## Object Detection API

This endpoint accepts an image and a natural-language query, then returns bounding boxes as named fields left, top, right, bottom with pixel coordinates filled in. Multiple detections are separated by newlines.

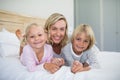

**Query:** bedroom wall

left=74, top=0, right=120, bottom=52
left=0, top=0, right=74, bottom=36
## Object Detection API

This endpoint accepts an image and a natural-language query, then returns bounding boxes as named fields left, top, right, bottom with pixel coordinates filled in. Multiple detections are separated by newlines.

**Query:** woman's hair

left=44, top=13, right=68, bottom=47
left=71, top=24, right=95, bottom=50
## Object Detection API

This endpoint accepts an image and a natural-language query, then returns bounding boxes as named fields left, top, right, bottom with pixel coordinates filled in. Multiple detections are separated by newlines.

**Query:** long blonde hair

left=44, top=13, right=68, bottom=47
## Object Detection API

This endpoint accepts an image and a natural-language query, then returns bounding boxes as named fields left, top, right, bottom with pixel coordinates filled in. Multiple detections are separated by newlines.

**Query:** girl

left=20, top=23, right=59, bottom=72
left=61, top=24, right=100, bottom=73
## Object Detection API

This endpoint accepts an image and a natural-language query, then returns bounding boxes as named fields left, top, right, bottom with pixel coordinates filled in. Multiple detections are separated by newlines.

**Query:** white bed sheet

left=0, top=51, right=120, bottom=80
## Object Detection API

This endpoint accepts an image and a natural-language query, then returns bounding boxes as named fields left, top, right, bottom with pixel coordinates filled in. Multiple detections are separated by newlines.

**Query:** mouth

left=53, top=36, right=61, bottom=41
left=34, top=41, right=42, bottom=44
left=76, top=45, right=84, bottom=49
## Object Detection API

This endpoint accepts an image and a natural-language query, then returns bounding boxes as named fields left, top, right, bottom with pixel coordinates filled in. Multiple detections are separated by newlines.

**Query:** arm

left=43, top=44, right=60, bottom=73
left=71, top=61, right=90, bottom=73
left=20, top=45, right=44, bottom=72
left=44, top=62, right=60, bottom=74
left=51, top=58, right=65, bottom=67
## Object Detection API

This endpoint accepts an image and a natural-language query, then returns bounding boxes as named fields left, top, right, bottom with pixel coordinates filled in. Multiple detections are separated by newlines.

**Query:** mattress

left=0, top=51, right=120, bottom=80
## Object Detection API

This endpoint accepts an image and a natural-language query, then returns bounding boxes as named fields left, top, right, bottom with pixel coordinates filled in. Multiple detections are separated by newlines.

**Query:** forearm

left=82, top=66, right=91, bottom=71
left=82, top=62, right=91, bottom=71
left=44, top=62, right=60, bottom=73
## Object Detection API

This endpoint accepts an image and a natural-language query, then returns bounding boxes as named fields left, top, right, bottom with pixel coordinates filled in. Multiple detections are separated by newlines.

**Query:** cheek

left=62, top=32, right=66, bottom=36
left=84, top=43, right=89, bottom=49
left=43, top=36, right=47, bottom=41
left=72, top=41, right=77, bottom=48
left=27, top=39, right=32, bottom=45
left=72, top=39, right=78, bottom=45
left=50, top=31, right=54, bottom=37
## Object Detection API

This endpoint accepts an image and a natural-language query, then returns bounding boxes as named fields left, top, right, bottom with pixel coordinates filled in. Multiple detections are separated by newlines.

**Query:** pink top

left=20, top=44, right=53, bottom=72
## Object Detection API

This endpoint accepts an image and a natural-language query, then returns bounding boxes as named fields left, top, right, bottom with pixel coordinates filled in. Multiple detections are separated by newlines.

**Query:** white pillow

left=0, top=28, right=20, bottom=57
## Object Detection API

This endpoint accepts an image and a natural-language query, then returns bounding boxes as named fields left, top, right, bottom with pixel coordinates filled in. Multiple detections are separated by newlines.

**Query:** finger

left=58, top=58, right=64, bottom=66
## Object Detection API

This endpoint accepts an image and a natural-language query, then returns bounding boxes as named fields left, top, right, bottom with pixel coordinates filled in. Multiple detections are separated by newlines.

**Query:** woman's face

left=49, top=20, right=66, bottom=44
left=72, top=32, right=90, bottom=55
left=27, top=26, right=47, bottom=50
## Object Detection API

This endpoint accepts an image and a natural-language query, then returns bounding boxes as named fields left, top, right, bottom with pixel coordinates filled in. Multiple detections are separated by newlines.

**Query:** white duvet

left=0, top=51, right=120, bottom=80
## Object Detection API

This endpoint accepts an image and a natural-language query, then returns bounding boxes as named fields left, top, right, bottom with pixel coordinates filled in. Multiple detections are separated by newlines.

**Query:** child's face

left=27, top=26, right=47, bottom=50
left=49, top=20, right=66, bottom=44
left=72, top=32, right=90, bottom=55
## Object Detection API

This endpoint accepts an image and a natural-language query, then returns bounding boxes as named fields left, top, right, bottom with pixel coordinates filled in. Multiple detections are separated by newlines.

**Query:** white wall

left=0, top=0, right=74, bottom=35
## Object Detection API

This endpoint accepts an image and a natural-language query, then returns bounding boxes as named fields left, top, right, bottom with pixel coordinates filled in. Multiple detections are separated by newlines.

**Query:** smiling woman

left=44, top=13, right=69, bottom=57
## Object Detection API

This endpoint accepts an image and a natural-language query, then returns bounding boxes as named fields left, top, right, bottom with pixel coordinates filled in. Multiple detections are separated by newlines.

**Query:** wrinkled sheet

left=0, top=51, right=120, bottom=80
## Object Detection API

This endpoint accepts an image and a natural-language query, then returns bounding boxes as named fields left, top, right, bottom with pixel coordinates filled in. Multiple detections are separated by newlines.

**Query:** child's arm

left=51, top=58, right=65, bottom=67
left=20, top=46, right=40, bottom=72
left=44, top=63, right=60, bottom=74
left=43, top=58, right=64, bottom=74
left=71, top=61, right=90, bottom=73
left=82, top=62, right=91, bottom=71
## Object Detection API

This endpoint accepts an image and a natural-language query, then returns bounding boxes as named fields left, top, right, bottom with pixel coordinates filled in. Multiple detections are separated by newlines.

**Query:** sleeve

left=46, top=46, right=53, bottom=63
left=20, top=46, right=46, bottom=72
left=86, top=46, right=100, bottom=69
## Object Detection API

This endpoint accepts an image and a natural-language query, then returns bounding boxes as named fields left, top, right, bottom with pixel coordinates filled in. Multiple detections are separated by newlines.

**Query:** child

left=20, top=23, right=59, bottom=72
left=61, top=24, right=100, bottom=73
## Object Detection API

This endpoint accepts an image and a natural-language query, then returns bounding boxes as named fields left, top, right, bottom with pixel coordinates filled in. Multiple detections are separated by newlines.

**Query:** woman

left=43, top=13, right=69, bottom=73
left=44, top=13, right=69, bottom=58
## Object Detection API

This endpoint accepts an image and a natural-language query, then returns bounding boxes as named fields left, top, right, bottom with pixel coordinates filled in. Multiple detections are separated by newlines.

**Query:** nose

left=56, top=30, right=61, bottom=36
left=79, top=41, right=84, bottom=46
left=34, top=36, right=39, bottom=40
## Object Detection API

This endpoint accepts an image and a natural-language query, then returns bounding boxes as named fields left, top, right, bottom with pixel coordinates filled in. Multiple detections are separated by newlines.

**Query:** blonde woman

left=44, top=13, right=68, bottom=58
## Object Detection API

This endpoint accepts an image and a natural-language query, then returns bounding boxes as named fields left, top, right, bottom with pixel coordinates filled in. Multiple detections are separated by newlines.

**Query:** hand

left=71, top=60, right=83, bottom=73
left=51, top=58, right=64, bottom=67
left=44, top=63, right=60, bottom=74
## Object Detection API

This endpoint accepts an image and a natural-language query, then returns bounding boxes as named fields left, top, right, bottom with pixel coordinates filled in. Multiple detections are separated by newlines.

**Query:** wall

left=0, top=0, right=74, bottom=35
left=74, top=0, right=101, bottom=49
left=74, top=0, right=120, bottom=52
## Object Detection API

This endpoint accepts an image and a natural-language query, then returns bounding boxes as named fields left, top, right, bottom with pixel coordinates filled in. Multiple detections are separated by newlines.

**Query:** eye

left=30, top=35, right=34, bottom=38
left=38, top=34, right=42, bottom=36
left=76, top=37, right=81, bottom=41
left=84, top=40, right=89, bottom=43
left=60, top=27, right=65, bottom=31
left=51, top=27, right=57, bottom=30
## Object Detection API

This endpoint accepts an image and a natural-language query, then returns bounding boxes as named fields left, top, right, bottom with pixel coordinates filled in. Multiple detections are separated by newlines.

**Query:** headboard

left=0, top=10, right=46, bottom=33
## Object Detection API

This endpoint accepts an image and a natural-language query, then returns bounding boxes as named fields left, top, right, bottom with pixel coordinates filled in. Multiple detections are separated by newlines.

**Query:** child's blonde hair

left=21, top=23, right=45, bottom=46
left=71, top=24, right=95, bottom=50
left=44, top=13, right=68, bottom=47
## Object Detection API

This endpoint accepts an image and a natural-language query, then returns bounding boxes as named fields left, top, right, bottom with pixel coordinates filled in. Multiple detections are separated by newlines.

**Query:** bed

left=0, top=10, right=120, bottom=80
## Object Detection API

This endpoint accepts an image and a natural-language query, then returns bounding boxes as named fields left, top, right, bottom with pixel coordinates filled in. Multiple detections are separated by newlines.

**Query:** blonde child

left=61, top=24, right=100, bottom=73
left=20, top=23, right=59, bottom=72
